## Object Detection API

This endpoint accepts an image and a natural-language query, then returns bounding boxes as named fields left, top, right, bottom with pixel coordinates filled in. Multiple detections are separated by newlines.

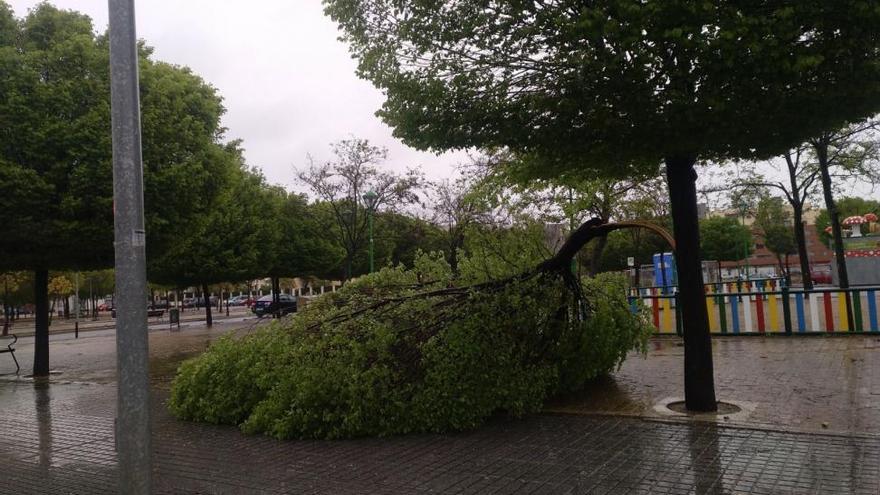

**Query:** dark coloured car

left=251, top=294, right=297, bottom=318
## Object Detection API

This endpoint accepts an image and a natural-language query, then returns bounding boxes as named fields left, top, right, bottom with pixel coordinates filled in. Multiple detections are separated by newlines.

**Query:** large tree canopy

left=0, top=2, right=228, bottom=272
left=0, top=2, right=229, bottom=374
left=326, top=0, right=880, bottom=411
left=326, top=0, right=880, bottom=170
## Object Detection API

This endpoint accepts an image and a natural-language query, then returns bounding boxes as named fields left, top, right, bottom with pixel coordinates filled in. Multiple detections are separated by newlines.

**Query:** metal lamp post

left=363, top=190, right=378, bottom=273
left=737, top=199, right=751, bottom=282
left=108, top=0, right=151, bottom=491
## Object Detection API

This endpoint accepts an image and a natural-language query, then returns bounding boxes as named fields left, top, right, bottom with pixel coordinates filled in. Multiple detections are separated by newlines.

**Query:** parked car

left=149, top=300, right=169, bottom=310
left=112, top=302, right=165, bottom=318
left=181, top=298, right=198, bottom=308
left=251, top=294, right=297, bottom=317
left=98, top=303, right=112, bottom=311
left=811, top=267, right=833, bottom=285
left=228, top=295, right=251, bottom=306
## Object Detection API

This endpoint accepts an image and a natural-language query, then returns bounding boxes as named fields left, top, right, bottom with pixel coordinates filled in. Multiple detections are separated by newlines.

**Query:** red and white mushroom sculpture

left=824, top=226, right=833, bottom=234
left=842, top=215, right=867, bottom=237
left=865, top=212, right=878, bottom=223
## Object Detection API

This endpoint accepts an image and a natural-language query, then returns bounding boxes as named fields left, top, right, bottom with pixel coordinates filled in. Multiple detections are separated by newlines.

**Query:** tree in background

left=264, top=193, right=343, bottom=312
left=298, top=138, right=422, bottom=280
left=0, top=272, right=25, bottom=335
left=722, top=147, right=821, bottom=288
left=0, top=3, right=233, bottom=373
left=326, top=0, right=880, bottom=410
left=429, top=175, right=489, bottom=273
left=754, top=197, right=797, bottom=283
left=150, top=149, right=279, bottom=327
left=595, top=176, right=672, bottom=281
left=809, top=121, right=880, bottom=291
left=467, top=154, right=664, bottom=275
left=47, top=275, right=73, bottom=320
left=699, top=217, right=753, bottom=264
left=816, top=197, right=880, bottom=244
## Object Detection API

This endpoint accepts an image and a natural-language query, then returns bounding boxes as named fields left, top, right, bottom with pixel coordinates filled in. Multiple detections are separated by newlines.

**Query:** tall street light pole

left=108, top=0, right=151, bottom=492
left=363, top=190, right=378, bottom=273
left=738, top=199, right=751, bottom=282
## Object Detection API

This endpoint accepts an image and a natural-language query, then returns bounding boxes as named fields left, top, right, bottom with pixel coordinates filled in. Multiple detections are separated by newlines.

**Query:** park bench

left=0, top=334, right=19, bottom=374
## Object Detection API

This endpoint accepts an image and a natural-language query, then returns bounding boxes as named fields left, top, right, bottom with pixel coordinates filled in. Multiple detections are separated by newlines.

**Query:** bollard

left=75, top=321, right=79, bottom=339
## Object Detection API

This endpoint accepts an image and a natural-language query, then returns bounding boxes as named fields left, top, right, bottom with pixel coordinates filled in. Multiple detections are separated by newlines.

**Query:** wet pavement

left=547, top=336, right=880, bottom=436
left=0, top=327, right=878, bottom=494
left=3, top=306, right=254, bottom=338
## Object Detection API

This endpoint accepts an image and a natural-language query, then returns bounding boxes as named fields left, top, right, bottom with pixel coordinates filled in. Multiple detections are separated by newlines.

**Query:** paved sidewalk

left=2, top=385, right=879, bottom=494
left=0, top=330, right=878, bottom=494
left=547, top=336, right=880, bottom=436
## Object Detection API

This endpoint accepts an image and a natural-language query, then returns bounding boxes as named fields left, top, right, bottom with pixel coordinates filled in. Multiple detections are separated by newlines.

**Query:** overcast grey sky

left=9, top=0, right=467, bottom=191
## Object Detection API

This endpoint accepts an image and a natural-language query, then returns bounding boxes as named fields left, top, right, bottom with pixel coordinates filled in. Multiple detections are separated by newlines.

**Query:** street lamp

left=363, top=190, right=379, bottom=273
left=737, top=199, right=751, bottom=282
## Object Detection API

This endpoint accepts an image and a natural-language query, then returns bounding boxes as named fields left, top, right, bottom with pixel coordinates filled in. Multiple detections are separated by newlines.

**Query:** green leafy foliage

left=754, top=197, right=796, bottom=261
left=699, top=217, right=752, bottom=262
left=170, top=251, right=651, bottom=439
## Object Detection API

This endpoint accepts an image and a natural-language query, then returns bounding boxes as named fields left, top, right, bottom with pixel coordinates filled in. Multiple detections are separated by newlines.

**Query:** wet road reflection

left=689, top=425, right=727, bottom=495
left=35, top=379, right=52, bottom=473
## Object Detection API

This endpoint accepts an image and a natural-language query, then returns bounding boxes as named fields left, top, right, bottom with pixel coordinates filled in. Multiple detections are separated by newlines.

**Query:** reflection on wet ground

left=4, top=384, right=879, bottom=494
left=1, top=329, right=879, bottom=493
left=548, top=336, right=880, bottom=436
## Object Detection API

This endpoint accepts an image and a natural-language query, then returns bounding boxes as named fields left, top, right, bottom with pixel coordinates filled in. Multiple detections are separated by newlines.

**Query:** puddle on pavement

left=545, top=374, right=652, bottom=415
left=150, top=349, right=205, bottom=388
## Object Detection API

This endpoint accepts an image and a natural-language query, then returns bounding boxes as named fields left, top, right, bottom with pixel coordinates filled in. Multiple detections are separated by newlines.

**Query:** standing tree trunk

left=815, top=141, right=849, bottom=289
left=792, top=206, right=813, bottom=290
left=272, top=277, right=281, bottom=318
left=34, top=269, right=50, bottom=377
left=784, top=153, right=813, bottom=290
left=814, top=139, right=854, bottom=330
left=3, top=279, right=9, bottom=336
left=665, top=156, right=717, bottom=412
left=202, top=283, right=212, bottom=328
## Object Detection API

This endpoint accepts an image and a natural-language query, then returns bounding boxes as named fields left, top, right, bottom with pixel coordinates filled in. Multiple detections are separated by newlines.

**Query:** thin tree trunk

left=34, top=269, right=50, bottom=377
left=814, top=139, right=854, bottom=330
left=665, top=156, right=717, bottom=412
left=202, top=283, right=212, bottom=327
left=3, top=280, right=9, bottom=336
left=272, top=277, right=281, bottom=318
left=792, top=206, right=813, bottom=290
left=815, top=143, right=849, bottom=288
left=784, top=152, right=813, bottom=290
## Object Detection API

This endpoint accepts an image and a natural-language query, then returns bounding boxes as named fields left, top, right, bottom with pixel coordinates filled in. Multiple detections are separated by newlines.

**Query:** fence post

left=782, top=287, right=792, bottom=335
left=853, top=290, right=863, bottom=332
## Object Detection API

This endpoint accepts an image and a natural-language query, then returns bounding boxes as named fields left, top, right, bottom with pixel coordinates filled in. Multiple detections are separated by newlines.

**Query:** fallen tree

left=170, top=219, right=658, bottom=439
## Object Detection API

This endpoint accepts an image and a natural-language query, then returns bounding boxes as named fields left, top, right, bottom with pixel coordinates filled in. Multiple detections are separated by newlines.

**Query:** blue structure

left=652, top=252, right=676, bottom=293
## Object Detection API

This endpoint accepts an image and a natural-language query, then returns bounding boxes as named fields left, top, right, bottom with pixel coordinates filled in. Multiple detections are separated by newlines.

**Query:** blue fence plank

left=795, top=292, right=806, bottom=333
left=868, top=290, right=878, bottom=333
left=730, top=295, right=740, bottom=334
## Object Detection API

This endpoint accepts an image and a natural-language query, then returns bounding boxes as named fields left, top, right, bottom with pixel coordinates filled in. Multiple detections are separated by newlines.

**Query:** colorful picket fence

left=629, top=284, right=880, bottom=335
